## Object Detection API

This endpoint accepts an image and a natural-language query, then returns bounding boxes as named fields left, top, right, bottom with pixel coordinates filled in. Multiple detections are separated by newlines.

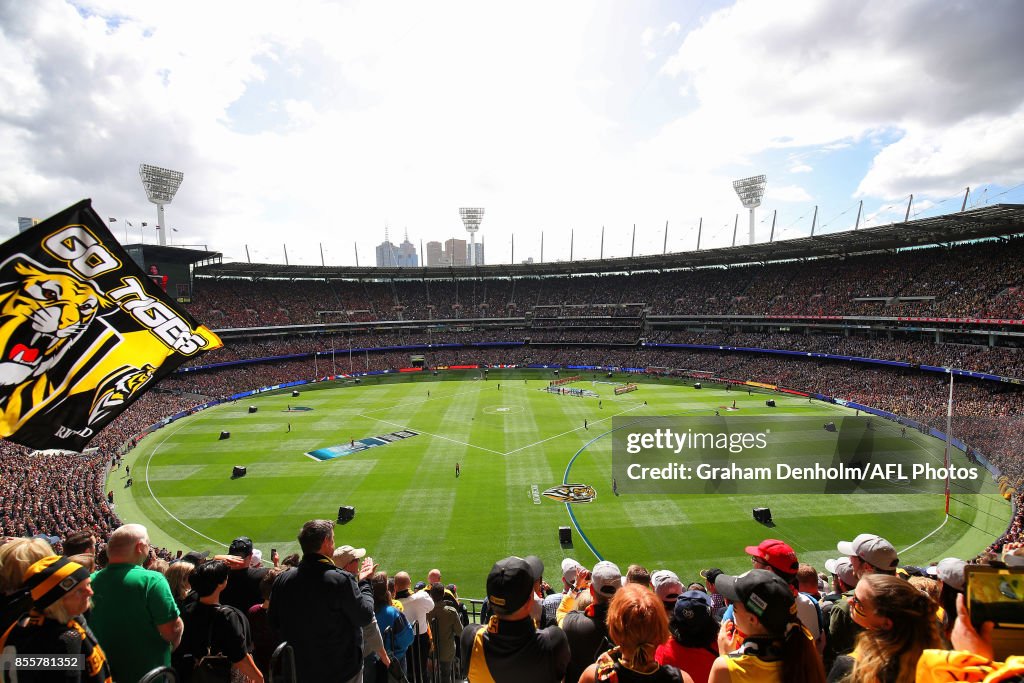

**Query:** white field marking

left=503, top=402, right=646, bottom=456
left=142, top=419, right=233, bottom=548
left=356, top=415, right=506, bottom=455
left=356, top=384, right=488, bottom=415
left=900, top=515, right=950, bottom=555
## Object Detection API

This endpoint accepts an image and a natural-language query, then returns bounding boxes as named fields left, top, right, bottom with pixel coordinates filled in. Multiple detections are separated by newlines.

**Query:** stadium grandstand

left=4, top=204, right=1024, bottom=682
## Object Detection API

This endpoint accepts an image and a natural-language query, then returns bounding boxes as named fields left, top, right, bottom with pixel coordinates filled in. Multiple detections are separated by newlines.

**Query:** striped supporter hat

left=22, top=556, right=90, bottom=610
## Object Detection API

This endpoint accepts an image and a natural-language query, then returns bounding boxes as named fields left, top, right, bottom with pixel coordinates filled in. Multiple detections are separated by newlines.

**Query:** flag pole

left=944, top=371, right=954, bottom=515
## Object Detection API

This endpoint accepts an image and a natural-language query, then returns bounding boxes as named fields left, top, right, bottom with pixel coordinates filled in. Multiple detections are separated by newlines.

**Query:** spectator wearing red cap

left=709, top=570, right=825, bottom=683
left=721, top=540, right=825, bottom=655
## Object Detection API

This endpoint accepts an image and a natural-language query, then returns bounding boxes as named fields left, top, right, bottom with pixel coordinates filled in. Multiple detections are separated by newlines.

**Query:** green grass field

left=114, top=371, right=1011, bottom=598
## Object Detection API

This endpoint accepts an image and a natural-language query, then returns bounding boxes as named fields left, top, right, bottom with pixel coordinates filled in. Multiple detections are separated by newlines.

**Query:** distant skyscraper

left=17, top=217, right=40, bottom=233
left=445, top=238, right=467, bottom=266
left=426, top=241, right=445, bottom=266
left=396, top=233, right=418, bottom=267
left=375, top=239, right=398, bottom=267
left=468, top=242, right=484, bottom=266
left=376, top=229, right=418, bottom=267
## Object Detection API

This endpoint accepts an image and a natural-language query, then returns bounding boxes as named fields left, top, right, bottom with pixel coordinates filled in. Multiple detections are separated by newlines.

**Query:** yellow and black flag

left=0, top=199, right=222, bottom=451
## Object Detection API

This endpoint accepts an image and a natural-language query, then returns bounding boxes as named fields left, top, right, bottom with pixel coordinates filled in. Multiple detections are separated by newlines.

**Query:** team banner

left=0, top=199, right=222, bottom=450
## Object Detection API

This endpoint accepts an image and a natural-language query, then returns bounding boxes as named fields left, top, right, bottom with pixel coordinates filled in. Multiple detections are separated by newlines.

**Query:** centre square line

left=356, top=415, right=505, bottom=455
left=357, top=383, right=647, bottom=456
left=502, top=402, right=646, bottom=455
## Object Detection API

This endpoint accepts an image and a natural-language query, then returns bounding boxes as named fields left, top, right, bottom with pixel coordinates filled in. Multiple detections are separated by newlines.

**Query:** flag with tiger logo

left=0, top=199, right=222, bottom=450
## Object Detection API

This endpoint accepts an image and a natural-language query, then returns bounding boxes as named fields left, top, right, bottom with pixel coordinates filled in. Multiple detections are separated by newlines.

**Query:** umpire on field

left=270, top=519, right=376, bottom=682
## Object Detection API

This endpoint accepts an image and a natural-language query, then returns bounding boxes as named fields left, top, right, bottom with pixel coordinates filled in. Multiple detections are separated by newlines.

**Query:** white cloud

left=789, top=164, right=813, bottom=174
left=766, top=185, right=812, bottom=203
left=656, top=0, right=1024, bottom=193
left=0, top=0, right=1021, bottom=266
left=857, top=107, right=1024, bottom=199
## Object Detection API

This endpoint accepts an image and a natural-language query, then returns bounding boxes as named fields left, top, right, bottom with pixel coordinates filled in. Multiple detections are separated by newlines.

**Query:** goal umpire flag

left=0, top=199, right=222, bottom=451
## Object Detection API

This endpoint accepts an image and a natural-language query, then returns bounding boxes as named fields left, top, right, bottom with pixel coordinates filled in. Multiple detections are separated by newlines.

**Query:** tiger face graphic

left=0, top=262, right=111, bottom=388
left=542, top=483, right=597, bottom=503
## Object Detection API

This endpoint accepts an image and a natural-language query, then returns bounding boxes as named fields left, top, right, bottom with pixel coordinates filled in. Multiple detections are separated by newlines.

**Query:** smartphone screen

left=967, top=567, right=1024, bottom=627
left=966, top=566, right=1024, bottom=661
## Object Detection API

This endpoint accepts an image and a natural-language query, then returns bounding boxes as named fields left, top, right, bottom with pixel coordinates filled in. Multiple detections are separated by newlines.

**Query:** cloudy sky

left=1, top=0, right=1022, bottom=266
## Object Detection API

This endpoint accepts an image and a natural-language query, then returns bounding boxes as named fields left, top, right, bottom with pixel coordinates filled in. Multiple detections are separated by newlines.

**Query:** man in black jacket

left=269, top=519, right=375, bottom=683
left=460, top=556, right=569, bottom=683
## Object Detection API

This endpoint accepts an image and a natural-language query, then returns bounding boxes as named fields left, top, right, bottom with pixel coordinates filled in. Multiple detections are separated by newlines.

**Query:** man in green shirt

left=90, top=524, right=184, bottom=683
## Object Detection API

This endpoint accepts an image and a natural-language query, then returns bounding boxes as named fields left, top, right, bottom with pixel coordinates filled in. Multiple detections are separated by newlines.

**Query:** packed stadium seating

left=4, top=230, right=1024, bottom=682
left=183, top=238, right=1024, bottom=324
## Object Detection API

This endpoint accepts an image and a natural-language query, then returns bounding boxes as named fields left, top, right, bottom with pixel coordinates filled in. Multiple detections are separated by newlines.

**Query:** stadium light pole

left=460, top=208, right=484, bottom=266
left=732, top=174, right=766, bottom=245
left=139, top=164, right=184, bottom=247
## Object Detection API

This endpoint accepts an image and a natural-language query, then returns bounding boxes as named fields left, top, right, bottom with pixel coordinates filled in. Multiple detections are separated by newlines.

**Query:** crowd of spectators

left=185, top=328, right=1024, bottom=378
left=184, top=238, right=1024, bottom=324
left=1, top=520, right=1016, bottom=683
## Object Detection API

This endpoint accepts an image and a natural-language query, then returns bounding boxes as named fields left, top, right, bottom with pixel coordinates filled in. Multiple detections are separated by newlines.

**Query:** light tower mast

left=732, top=175, right=767, bottom=245
left=460, top=207, right=485, bottom=266
left=139, top=164, right=184, bottom=246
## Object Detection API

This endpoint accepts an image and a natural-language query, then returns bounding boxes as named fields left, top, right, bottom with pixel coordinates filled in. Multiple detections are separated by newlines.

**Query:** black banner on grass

left=0, top=199, right=222, bottom=451
left=611, top=415, right=987, bottom=495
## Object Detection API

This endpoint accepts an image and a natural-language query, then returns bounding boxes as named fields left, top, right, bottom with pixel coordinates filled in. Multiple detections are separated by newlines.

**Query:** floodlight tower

left=460, top=207, right=485, bottom=266
left=139, top=164, right=184, bottom=246
left=732, top=174, right=767, bottom=245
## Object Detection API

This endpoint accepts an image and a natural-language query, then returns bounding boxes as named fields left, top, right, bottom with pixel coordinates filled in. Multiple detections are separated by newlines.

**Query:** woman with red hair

left=580, top=583, right=693, bottom=683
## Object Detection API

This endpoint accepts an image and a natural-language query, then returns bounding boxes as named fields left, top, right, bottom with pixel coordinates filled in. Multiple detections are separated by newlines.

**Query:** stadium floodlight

left=139, top=164, right=184, bottom=246
left=732, top=174, right=766, bottom=245
left=460, top=207, right=485, bottom=266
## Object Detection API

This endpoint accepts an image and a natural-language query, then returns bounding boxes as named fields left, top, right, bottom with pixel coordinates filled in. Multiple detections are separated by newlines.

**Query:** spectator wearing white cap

left=821, top=557, right=860, bottom=670
left=560, top=560, right=622, bottom=683
left=828, top=533, right=899, bottom=669
left=928, top=557, right=967, bottom=642
left=542, top=558, right=583, bottom=626
left=838, top=534, right=899, bottom=578
left=652, top=570, right=685, bottom=615
left=332, top=545, right=394, bottom=681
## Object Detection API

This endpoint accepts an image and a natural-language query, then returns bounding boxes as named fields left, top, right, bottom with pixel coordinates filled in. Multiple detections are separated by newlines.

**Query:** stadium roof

left=195, top=204, right=1024, bottom=280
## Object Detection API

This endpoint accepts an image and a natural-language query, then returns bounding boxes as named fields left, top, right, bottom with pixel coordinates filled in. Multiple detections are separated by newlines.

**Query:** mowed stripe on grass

left=120, top=373, right=1010, bottom=598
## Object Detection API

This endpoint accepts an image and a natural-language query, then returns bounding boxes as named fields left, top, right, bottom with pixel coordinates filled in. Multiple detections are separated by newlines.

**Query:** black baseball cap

left=715, top=569, right=796, bottom=632
left=487, top=557, right=535, bottom=616
left=182, top=550, right=210, bottom=566
left=229, top=537, right=254, bottom=558
left=700, top=567, right=724, bottom=583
